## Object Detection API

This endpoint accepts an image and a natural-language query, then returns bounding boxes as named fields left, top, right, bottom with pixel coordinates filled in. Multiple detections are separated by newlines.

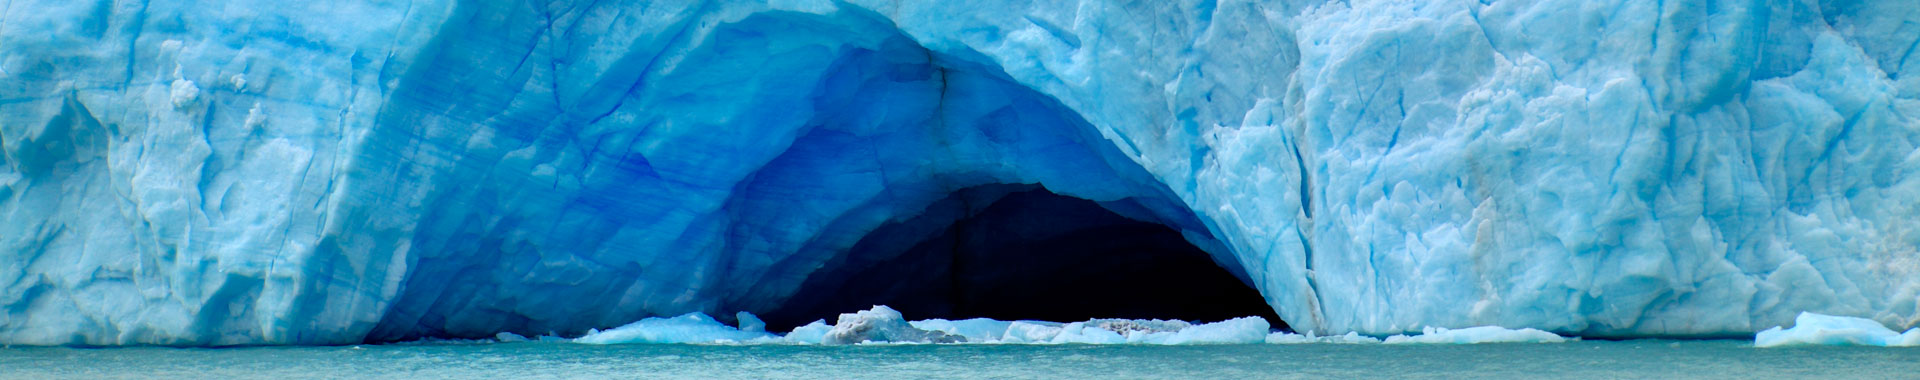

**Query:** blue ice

left=1754, top=312, right=1920, bottom=347
left=1, top=0, right=1917, bottom=346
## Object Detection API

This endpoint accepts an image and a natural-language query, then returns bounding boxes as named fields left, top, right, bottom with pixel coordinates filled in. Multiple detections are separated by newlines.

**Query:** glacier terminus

left=1, top=0, right=1917, bottom=345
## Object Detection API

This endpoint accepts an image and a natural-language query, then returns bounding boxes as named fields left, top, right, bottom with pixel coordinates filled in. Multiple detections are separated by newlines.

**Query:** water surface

left=3, top=340, right=1912, bottom=379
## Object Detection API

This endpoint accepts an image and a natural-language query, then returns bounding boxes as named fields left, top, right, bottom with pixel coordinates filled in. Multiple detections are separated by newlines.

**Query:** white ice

left=1754, top=312, right=1920, bottom=348
left=819, top=305, right=963, bottom=344
left=1261, top=326, right=1566, bottom=344
left=573, top=312, right=777, bottom=345
left=1382, top=326, right=1568, bottom=344
left=1264, top=331, right=1383, bottom=344
left=565, top=306, right=1564, bottom=346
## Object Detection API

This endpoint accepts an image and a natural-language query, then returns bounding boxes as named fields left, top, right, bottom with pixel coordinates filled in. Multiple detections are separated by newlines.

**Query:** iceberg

left=573, top=312, right=776, bottom=345
left=572, top=305, right=1276, bottom=345
left=2, top=0, right=1919, bottom=346
left=1754, top=312, right=1920, bottom=347
left=819, top=305, right=963, bottom=344
left=1382, top=326, right=1567, bottom=344
left=910, top=318, right=1018, bottom=342
left=965, top=316, right=1273, bottom=345
left=999, top=321, right=1070, bottom=344
left=513, top=305, right=1562, bottom=346
left=783, top=320, right=835, bottom=345
left=1261, top=325, right=1567, bottom=344
left=1264, top=331, right=1383, bottom=344
left=801, top=306, right=1269, bottom=345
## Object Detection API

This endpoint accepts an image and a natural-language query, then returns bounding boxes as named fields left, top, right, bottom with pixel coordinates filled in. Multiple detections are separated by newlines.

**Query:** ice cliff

left=2, top=0, right=1917, bottom=345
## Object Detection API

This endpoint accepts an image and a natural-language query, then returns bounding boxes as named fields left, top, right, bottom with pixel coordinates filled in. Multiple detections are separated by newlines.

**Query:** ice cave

left=757, top=184, right=1282, bottom=332
left=3, top=0, right=1918, bottom=346
left=358, top=14, right=1273, bottom=340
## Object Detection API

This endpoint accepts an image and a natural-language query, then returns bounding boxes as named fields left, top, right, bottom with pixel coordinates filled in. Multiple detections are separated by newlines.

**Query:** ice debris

left=1754, top=312, right=1920, bottom=348
left=1382, top=326, right=1568, bottom=344
left=567, top=306, right=1567, bottom=346
left=1264, top=331, right=1383, bottom=344
left=821, top=306, right=963, bottom=345
left=573, top=312, right=777, bottom=345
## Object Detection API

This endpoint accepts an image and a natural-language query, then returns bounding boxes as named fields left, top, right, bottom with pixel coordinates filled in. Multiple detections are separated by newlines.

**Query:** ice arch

left=353, top=7, right=1261, bottom=342
left=12, top=0, right=1920, bottom=347
left=756, top=184, right=1283, bottom=332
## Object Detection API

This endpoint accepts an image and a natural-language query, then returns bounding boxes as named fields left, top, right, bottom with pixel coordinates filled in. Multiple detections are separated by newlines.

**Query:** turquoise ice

left=1, top=0, right=1917, bottom=345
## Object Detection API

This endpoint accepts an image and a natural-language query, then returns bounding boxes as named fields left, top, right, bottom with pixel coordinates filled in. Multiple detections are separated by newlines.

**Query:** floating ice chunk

left=1142, top=317, right=1269, bottom=344
left=1382, top=326, right=1568, bottom=344
left=784, top=320, right=833, bottom=345
left=494, top=332, right=531, bottom=343
left=573, top=312, right=776, bottom=344
left=822, top=306, right=962, bottom=344
left=776, top=306, right=1273, bottom=345
left=910, top=318, right=1015, bottom=342
left=1049, top=319, right=1189, bottom=344
left=1088, top=319, right=1192, bottom=335
left=1194, top=318, right=1273, bottom=344
left=1755, top=312, right=1920, bottom=347
left=1330, top=332, right=1384, bottom=344
left=1268, top=326, right=1564, bottom=345
left=1265, top=331, right=1382, bottom=344
left=569, top=305, right=1571, bottom=346
left=1019, top=317, right=1270, bottom=345
left=1046, top=318, right=1189, bottom=344
left=736, top=312, right=767, bottom=333
left=1049, top=321, right=1129, bottom=344
left=999, top=321, right=1066, bottom=343
left=1262, top=332, right=1314, bottom=344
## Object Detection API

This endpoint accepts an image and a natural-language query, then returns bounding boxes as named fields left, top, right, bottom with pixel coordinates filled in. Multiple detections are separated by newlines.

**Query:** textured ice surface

left=573, top=305, right=1276, bottom=345
left=1265, top=331, right=1384, bottom=344
left=573, top=312, right=776, bottom=344
left=924, top=316, right=1272, bottom=345
left=1382, top=326, right=1567, bottom=344
left=820, top=305, right=962, bottom=344
left=910, top=318, right=1018, bottom=342
left=1261, top=325, right=1566, bottom=344
left=1754, top=312, right=1920, bottom=347
left=3, top=0, right=1919, bottom=345
left=562, top=305, right=1555, bottom=345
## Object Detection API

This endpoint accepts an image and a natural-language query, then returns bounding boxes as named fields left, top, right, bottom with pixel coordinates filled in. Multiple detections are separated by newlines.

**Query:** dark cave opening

left=756, top=184, right=1284, bottom=332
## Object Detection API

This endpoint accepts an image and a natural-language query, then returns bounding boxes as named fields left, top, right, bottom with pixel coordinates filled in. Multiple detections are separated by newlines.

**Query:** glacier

left=2, top=0, right=1919, bottom=346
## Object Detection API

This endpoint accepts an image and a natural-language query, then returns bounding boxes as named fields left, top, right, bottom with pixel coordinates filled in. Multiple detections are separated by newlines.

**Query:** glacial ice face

left=2, top=0, right=1918, bottom=345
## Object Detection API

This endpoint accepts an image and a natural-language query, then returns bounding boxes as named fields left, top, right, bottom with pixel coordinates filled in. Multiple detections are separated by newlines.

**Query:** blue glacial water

left=3, top=340, right=1915, bottom=379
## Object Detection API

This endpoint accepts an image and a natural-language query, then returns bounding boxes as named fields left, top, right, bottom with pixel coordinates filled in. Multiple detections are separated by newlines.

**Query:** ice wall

left=1, top=0, right=1916, bottom=345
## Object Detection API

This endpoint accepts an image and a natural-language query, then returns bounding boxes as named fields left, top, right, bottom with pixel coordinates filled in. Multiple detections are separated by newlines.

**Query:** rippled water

left=3, top=340, right=1914, bottom=379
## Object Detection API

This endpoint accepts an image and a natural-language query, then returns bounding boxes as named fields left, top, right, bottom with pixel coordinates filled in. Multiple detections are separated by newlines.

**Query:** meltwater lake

left=5, top=341, right=1915, bottom=379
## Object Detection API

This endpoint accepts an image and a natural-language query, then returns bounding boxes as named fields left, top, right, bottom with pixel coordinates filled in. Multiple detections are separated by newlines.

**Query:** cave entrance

left=756, top=184, right=1283, bottom=332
